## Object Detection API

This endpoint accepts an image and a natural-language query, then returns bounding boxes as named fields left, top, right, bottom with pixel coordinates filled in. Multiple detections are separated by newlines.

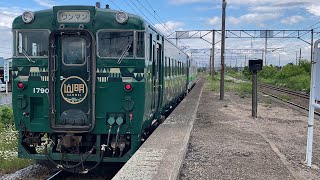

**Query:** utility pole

left=211, top=30, right=215, bottom=80
left=296, top=51, right=298, bottom=65
left=299, top=48, right=302, bottom=64
left=235, top=58, right=238, bottom=69
left=245, top=55, right=247, bottom=66
left=264, top=31, right=268, bottom=66
left=220, top=0, right=227, bottom=100
left=311, top=29, right=314, bottom=62
left=278, top=54, right=280, bottom=67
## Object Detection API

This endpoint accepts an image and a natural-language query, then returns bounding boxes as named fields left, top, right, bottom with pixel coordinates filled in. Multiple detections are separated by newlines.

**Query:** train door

left=156, top=43, right=163, bottom=112
left=151, top=41, right=158, bottom=111
left=48, top=30, right=95, bottom=132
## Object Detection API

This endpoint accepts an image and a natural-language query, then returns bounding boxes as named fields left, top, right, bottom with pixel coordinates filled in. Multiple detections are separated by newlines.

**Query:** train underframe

left=18, top=91, right=187, bottom=173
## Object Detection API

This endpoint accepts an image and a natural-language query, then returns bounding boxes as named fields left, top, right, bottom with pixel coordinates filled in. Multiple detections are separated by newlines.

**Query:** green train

left=12, top=5, right=197, bottom=173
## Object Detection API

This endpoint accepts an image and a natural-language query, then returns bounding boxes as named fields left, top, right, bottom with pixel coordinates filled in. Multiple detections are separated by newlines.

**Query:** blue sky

left=1, top=0, right=320, bottom=66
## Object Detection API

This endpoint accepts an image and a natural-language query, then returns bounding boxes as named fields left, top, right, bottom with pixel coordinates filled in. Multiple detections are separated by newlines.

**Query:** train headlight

left=116, top=11, right=128, bottom=24
left=22, top=11, right=35, bottom=24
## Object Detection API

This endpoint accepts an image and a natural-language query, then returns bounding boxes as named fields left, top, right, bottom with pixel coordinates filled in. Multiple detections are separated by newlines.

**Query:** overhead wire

left=112, top=0, right=189, bottom=50
left=136, top=0, right=190, bottom=49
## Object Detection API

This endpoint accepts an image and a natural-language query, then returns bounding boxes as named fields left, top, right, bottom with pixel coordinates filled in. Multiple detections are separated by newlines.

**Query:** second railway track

left=259, top=83, right=320, bottom=116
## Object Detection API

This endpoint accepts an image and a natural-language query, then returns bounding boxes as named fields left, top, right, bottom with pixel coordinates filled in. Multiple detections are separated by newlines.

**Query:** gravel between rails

left=1, top=164, right=52, bottom=180
left=179, top=82, right=319, bottom=180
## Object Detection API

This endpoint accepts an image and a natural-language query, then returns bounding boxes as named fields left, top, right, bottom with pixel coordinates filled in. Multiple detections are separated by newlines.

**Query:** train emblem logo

left=60, top=76, right=88, bottom=104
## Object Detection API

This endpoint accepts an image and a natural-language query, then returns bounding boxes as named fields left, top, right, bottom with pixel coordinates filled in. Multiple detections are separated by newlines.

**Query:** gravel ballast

left=179, top=82, right=319, bottom=180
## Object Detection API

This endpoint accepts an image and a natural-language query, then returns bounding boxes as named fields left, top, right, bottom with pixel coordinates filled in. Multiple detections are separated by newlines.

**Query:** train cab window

left=62, top=36, right=87, bottom=65
left=136, top=32, right=145, bottom=58
left=98, top=31, right=134, bottom=58
left=15, top=30, right=49, bottom=57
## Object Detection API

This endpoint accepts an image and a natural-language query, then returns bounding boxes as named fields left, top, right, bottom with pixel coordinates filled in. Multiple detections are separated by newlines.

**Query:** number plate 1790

left=33, top=88, right=49, bottom=94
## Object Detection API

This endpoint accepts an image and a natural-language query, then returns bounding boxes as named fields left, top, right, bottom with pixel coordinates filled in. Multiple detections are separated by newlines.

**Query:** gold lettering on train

left=63, top=84, right=85, bottom=94
left=60, top=76, right=88, bottom=104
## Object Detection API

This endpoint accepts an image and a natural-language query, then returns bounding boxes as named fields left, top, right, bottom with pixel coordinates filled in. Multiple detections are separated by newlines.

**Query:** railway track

left=44, top=163, right=123, bottom=180
left=259, top=84, right=320, bottom=116
left=46, top=170, right=64, bottom=180
left=259, top=84, right=309, bottom=99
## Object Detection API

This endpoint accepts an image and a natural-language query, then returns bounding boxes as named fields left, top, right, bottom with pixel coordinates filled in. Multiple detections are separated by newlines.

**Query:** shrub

left=0, top=106, right=14, bottom=128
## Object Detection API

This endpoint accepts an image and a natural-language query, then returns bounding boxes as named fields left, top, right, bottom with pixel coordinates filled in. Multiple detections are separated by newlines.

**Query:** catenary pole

left=220, top=0, right=226, bottom=100
left=211, top=30, right=215, bottom=80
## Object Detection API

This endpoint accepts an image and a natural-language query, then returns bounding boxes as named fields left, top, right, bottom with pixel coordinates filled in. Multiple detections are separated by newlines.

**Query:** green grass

left=207, top=74, right=252, bottom=97
left=0, top=107, right=34, bottom=174
left=0, top=126, right=34, bottom=173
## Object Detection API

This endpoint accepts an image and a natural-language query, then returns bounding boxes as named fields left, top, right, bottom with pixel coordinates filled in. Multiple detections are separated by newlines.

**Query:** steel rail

left=259, top=84, right=309, bottom=99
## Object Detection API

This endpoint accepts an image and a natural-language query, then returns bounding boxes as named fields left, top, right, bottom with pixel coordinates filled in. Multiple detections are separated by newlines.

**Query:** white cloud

left=33, top=0, right=56, bottom=8
left=207, top=13, right=280, bottom=27
left=0, top=7, right=26, bottom=58
left=248, top=6, right=286, bottom=13
left=281, top=15, right=304, bottom=25
left=169, top=0, right=213, bottom=5
left=0, top=7, right=24, bottom=28
left=208, top=17, right=220, bottom=27
left=155, top=21, right=184, bottom=36
left=306, top=5, right=320, bottom=16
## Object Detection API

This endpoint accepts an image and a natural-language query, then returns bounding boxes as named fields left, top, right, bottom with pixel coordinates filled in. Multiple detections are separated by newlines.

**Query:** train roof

left=12, top=6, right=146, bottom=30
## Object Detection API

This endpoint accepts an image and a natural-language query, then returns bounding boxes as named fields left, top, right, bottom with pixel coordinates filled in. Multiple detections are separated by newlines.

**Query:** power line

left=122, top=0, right=139, bottom=15
left=135, top=0, right=189, bottom=49
left=267, top=22, right=320, bottom=48
left=110, top=0, right=189, bottom=50
left=109, top=0, right=122, bottom=11
left=136, top=0, right=172, bottom=35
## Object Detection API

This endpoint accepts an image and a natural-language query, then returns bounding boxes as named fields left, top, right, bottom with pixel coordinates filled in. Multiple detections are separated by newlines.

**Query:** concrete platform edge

left=112, top=79, right=204, bottom=180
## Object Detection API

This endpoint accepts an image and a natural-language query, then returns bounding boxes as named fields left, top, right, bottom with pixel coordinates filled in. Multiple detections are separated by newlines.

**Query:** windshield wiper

left=117, top=43, right=132, bottom=64
left=18, top=46, right=35, bottom=63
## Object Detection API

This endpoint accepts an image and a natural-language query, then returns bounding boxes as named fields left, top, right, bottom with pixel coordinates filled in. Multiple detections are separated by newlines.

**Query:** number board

left=4, top=61, right=9, bottom=82
left=57, top=10, right=90, bottom=23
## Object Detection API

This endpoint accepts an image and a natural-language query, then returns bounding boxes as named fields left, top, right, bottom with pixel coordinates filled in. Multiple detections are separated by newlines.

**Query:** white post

left=306, top=40, right=319, bottom=167
left=5, top=81, right=8, bottom=95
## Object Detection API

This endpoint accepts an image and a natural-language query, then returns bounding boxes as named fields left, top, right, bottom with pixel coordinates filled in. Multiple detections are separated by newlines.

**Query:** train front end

left=12, top=6, right=148, bottom=172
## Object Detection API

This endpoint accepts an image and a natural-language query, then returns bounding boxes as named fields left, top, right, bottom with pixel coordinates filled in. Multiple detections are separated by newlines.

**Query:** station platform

left=179, top=82, right=319, bottom=180
left=114, top=78, right=320, bottom=180
left=112, top=79, right=204, bottom=180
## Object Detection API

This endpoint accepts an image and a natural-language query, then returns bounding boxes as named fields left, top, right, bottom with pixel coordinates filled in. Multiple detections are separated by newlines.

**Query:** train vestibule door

left=48, top=30, right=95, bottom=132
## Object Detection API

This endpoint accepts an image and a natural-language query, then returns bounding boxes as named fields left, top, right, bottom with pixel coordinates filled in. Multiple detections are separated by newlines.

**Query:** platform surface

left=113, top=79, right=204, bottom=180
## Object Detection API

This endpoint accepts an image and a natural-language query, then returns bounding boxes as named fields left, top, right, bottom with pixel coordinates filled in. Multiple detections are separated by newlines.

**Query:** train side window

left=177, top=60, right=179, bottom=75
left=173, top=59, right=177, bottom=76
left=153, top=44, right=156, bottom=62
left=136, top=32, right=145, bottom=58
left=165, top=57, right=167, bottom=77
left=97, top=31, right=133, bottom=58
left=169, top=58, right=171, bottom=77
left=182, top=63, right=184, bottom=75
left=175, top=60, right=177, bottom=76
left=149, top=34, right=152, bottom=61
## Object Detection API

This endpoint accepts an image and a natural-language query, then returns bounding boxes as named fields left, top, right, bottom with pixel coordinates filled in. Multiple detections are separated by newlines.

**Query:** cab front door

left=48, top=30, right=96, bottom=132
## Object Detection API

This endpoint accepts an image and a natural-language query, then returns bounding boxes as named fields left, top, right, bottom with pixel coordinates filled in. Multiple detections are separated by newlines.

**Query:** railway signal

left=249, top=59, right=263, bottom=118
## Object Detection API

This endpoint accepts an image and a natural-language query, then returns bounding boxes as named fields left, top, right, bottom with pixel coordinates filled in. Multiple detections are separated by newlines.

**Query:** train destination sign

left=57, top=10, right=90, bottom=23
